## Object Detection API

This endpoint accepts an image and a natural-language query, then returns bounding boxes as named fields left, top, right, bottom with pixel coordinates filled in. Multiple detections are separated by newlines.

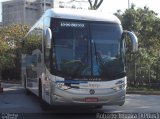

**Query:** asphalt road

left=0, top=83, right=160, bottom=119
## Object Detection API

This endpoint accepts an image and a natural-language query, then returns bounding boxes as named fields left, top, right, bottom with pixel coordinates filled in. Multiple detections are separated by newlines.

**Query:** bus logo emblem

left=89, top=89, right=95, bottom=95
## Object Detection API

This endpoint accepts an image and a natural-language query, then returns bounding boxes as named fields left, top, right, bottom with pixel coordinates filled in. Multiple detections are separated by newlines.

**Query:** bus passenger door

left=26, top=54, right=39, bottom=95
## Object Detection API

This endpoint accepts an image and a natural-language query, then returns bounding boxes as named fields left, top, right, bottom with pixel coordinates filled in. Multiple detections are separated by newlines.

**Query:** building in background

left=2, top=0, right=55, bottom=26
left=2, top=0, right=88, bottom=26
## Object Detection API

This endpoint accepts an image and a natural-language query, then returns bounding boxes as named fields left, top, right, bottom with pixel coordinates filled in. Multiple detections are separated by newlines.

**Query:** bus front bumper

left=50, top=88, right=126, bottom=106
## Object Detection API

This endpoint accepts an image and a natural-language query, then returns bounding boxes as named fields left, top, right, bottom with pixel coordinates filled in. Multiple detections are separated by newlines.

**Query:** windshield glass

left=50, top=18, right=125, bottom=80
left=90, top=23, right=124, bottom=78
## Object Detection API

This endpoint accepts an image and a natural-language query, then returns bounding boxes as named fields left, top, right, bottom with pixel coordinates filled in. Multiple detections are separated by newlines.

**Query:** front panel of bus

left=45, top=18, right=126, bottom=106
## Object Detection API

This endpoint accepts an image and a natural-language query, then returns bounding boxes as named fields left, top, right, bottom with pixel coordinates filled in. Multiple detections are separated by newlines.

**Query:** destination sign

left=61, top=22, right=85, bottom=28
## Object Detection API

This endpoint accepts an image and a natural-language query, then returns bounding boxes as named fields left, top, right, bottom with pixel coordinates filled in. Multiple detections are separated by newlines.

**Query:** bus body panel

left=50, top=79, right=126, bottom=106
left=22, top=8, right=130, bottom=107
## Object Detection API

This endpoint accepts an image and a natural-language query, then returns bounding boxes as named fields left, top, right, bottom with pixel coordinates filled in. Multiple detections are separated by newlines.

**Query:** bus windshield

left=51, top=18, right=125, bottom=80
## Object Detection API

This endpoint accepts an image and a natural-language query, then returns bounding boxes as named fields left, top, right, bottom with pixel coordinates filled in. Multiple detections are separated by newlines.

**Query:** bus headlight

left=56, top=83, right=70, bottom=90
left=112, top=84, right=125, bottom=90
left=112, top=80, right=126, bottom=90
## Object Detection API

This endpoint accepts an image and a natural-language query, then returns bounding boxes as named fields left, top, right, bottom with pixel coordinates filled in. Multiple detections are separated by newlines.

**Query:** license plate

left=85, top=97, right=98, bottom=102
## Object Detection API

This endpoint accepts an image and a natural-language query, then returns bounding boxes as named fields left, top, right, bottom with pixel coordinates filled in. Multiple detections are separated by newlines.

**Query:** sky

left=0, top=0, right=160, bottom=22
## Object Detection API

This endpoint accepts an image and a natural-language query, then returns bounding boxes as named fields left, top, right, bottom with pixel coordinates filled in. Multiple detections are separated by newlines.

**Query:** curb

left=0, top=80, right=21, bottom=84
left=127, top=90, right=160, bottom=95
left=1, top=82, right=22, bottom=88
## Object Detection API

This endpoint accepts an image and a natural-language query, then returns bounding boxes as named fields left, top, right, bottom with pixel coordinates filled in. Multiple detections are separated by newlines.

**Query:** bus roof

left=25, top=8, right=121, bottom=38
left=43, top=8, right=121, bottom=24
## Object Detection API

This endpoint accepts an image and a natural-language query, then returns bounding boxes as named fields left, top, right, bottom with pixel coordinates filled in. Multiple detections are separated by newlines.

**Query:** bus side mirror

left=123, top=30, right=138, bottom=52
left=44, top=28, right=52, bottom=49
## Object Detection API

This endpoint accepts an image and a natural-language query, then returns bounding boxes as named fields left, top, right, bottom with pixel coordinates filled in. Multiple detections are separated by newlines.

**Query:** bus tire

left=95, top=105, right=103, bottom=109
left=24, top=75, right=31, bottom=95
left=39, top=79, right=50, bottom=110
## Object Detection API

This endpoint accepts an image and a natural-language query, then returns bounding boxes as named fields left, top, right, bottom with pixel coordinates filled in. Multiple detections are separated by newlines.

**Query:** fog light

left=55, top=82, right=70, bottom=90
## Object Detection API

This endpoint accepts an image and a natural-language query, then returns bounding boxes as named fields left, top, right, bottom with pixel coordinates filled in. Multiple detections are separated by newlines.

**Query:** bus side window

left=32, top=54, right=37, bottom=67
left=38, top=54, right=41, bottom=63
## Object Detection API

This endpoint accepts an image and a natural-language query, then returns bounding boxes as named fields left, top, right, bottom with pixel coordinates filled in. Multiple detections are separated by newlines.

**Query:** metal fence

left=126, top=63, right=160, bottom=89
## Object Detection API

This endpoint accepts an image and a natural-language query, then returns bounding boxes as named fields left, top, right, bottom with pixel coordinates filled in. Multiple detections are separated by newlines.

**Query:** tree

left=0, top=37, right=14, bottom=80
left=0, top=24, right=29, bottom=80
left=88, top=0, right=103, bottom=10
left=115, top=5, right=160, bottom=86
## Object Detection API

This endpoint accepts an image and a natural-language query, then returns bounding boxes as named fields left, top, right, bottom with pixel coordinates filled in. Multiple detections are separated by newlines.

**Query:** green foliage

left=0, top=24, right=29, bottom=80
left=22, top=33, right=41, bottom=54
left=0, top=39, right=14, bottom=70
left=115, top=5, right=160, bottom=86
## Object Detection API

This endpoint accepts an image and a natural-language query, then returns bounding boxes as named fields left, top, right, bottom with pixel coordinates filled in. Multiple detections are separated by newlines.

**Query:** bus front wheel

left=95, top=105, right=103, bottom=109
left=24, top=75, right=31, bottom=95
left=39, top=79, right=50, bottom=110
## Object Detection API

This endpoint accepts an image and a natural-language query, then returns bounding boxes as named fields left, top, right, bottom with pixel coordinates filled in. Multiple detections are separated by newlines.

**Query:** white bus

left=22, top=8, right=138, bottom=109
